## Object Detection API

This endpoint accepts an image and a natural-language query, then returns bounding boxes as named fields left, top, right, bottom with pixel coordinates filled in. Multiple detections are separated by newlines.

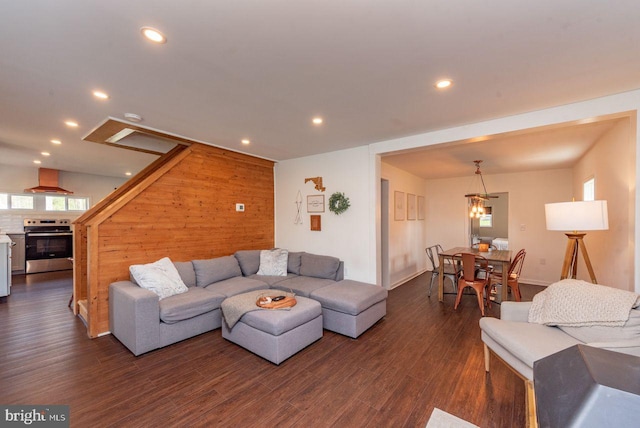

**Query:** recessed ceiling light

left=141, top=27, right=167, bottom=44
left=435, top=79, right=453, bottom=89
left=93, top=90, right=109, bottom=100
left=50, top=139, right=62, bottom=145
left=312, top=117, right=323, bottom=125
left=41, top=152, right=50, bottom=156
left=125, top=172, right=132, bottom=176
left=33, top=160, right=41, bottom=164
left=241, top=139, right=250, bottom=145
left=65, top=120, right=79, bottom=128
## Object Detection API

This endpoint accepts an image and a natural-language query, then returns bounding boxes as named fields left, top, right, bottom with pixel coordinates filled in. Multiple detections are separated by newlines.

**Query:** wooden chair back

left=508, top=249, right=526, bottom=279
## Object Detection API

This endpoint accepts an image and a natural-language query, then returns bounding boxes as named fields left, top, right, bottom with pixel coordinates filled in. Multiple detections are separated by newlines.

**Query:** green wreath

left=328, top=192, right=350, bottom=215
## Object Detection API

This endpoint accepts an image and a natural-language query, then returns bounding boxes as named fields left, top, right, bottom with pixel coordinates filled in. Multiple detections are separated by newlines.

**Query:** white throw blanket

left=528, top=279, right=640, bottom=327
left=221, top=289, right=290, bottom=329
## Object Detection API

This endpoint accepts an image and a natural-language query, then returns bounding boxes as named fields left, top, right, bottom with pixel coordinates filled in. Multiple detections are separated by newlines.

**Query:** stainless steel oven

left=24, top=219, right=73, bottom=274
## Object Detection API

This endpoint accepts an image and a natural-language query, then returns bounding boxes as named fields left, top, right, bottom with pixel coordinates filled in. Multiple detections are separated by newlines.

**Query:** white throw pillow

left=130, top=257, right=189, bottom=300
left=256, top=249, right=289, bottom=276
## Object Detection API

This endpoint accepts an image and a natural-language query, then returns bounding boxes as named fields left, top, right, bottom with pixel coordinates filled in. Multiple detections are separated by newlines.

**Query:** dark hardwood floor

left=0, top=271, right=543, bottom=427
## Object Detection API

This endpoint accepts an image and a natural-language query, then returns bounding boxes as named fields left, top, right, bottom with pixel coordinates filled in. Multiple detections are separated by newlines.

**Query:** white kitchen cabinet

left=8, top=233, right=25, bottom=273
left=0, top=235, right=11, bottom=297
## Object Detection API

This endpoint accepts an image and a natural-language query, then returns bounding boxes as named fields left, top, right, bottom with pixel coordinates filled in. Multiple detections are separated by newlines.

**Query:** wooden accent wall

left=74, top=143, right=274, bottom=337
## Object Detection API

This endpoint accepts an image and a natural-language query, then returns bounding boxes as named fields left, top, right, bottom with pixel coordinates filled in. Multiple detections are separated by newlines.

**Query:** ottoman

left=221, top=295, right=323, bottom=364
left=309, top=279, right=388, bottom=338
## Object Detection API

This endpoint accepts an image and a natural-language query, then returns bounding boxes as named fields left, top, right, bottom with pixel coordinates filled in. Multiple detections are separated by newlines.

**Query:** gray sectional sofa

left=109, top=250, right=387, bottom=357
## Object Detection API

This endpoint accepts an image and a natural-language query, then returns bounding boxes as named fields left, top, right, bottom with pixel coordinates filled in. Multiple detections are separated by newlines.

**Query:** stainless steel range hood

left=24, top=168, right=74, bottom=194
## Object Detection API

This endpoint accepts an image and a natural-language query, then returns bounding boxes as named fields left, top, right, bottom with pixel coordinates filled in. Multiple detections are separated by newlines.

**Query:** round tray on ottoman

left=222, top=295, right=322, bottom=365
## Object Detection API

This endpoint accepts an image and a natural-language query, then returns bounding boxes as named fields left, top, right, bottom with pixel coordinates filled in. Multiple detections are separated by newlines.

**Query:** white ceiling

left=1, top=1, right=639, bottom=178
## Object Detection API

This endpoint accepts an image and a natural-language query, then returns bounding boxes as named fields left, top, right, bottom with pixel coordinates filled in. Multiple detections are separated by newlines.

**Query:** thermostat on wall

left=236, top=203, right=245, bottom=212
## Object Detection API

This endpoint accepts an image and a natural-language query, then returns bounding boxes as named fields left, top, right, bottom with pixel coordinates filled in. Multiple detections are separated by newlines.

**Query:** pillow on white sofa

left=559, top=309, right=640, bottom=343
left=130, top=257, right=189, bottom=300
left=257, top=249, right=289, bottom=276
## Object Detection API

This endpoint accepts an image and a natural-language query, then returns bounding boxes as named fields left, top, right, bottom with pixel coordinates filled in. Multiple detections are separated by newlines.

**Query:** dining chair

left=490, top=248, right=526, bottom=302
left=453, top=253, right=492, bottom=316
left=425, top=244, right=458, bottom=297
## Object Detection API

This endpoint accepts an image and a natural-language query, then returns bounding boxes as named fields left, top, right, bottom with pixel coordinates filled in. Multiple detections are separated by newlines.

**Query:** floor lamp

left=545, top=200, right=609, bottom=284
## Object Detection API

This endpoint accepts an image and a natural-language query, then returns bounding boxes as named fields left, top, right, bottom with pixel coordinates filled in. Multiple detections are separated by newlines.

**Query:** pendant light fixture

left=465, top=160, right=496, bottom=218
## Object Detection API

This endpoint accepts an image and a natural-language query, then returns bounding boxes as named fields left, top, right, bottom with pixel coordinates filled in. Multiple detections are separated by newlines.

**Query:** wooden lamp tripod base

left=560, top=233, right=598, bottom=284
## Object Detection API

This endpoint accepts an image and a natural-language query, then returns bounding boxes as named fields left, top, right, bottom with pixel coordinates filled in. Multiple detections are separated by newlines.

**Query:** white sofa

left=480, top=301, right=640, bottom=381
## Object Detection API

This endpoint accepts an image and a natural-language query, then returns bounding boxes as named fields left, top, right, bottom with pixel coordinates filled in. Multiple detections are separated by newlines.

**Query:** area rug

left=425, top=408, right=479, bottom=428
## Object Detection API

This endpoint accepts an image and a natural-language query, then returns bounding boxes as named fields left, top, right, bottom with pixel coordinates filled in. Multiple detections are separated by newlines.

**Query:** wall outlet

left=540, top=258, right=546, bottom=265
left=520, top=224, right=527, bottom=231
left=236, top=203, right=245, bottom=212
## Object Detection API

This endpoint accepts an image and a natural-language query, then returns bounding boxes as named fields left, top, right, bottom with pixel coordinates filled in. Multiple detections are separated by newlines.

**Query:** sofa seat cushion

left=299, top=253, right=340, bottom=280
left=204, top=276, right=267, bottom=298
left=193, top=256, right=242, bottom=287
left=271, top=276, right=335, bottom=297
left=238, top=296, right=322, bottom=336
left=271, top=276, right=334, bottom=297
left=159, top=287, right=225, bottom=324
left=480, top=318, right=581, bottom=368
left=248, top=273, right=297, bottom=286
left=310, top=280, right=388, bottom=316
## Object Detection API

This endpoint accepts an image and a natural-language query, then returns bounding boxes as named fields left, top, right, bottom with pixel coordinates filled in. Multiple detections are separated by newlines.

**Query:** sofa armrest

left=500, top=301, right=532, bottom=322
left=109, top=281, right=160, bottom=356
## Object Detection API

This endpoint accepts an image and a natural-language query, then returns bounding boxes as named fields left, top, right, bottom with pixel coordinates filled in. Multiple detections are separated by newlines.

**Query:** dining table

left=438, top=247, right=513, bottom=303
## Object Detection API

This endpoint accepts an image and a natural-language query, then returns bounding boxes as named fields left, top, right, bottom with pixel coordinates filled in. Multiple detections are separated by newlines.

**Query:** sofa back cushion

left=234, top=250, right=261, bottom=276
left=300, top=253, right=340, bottom=280
left=288, top=251, right=304, bottom=275
left=173, top=261, right=197, bottom=287
left=193, top=256, right=242, bottom=287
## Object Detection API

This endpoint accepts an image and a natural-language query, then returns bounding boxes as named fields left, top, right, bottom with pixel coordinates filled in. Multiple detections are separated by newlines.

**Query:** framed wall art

left=407, top=193, right=416, bottom=220
left=417, top=195, right=425, bottom=220
left=394, top=191, right=405, bottom=221
left=310, top=215, right=322, bottom=231
left=307, top=195, right=325, bottom=213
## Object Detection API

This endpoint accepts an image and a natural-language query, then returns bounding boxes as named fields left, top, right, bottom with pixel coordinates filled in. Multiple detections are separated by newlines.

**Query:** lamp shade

left=545, top=200, right=609, bottom=231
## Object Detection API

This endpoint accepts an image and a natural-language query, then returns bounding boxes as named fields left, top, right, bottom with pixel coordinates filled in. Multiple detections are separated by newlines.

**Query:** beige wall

left=381, top=161, right=428, bottom=288
left=572, top=118, right=635, bottom=290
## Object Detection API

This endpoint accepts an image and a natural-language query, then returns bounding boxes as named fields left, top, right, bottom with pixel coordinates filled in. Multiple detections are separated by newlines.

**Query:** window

left=479, top=206, right=492, bottom=228
left=68, top=197, right=88, bottom=211
left=479, top=214, right=493, bottom=228
left=583, top=177, right=595, bottom=201
left=0, top=193, right=34, bottom=210
left=11, top=195, right=34, bottom=209
left=45, top=195, right=67, bottom=211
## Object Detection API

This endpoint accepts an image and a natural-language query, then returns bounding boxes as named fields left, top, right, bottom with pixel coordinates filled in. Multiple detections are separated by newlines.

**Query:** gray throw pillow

left=193, top=256, right=242, bottom=287
left=234, top=250, right=261, bottom=276
left=299, top=253, right=340, bottom=280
